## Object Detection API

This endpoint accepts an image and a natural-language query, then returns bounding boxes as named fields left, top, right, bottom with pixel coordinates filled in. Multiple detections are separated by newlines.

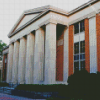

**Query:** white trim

left=8, top=0, right=99, bottom=38
left=89, top=16, right=97, bottom=73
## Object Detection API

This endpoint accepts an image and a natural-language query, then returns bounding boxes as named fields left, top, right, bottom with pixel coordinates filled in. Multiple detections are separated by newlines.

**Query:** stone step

left=0, top=87, right=14, bottom=94
left=0, top=83, right=18, bottom=95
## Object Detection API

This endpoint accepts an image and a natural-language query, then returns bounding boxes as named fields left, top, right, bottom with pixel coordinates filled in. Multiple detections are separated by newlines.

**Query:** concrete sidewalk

left=0, top=93, right=45, bottom=100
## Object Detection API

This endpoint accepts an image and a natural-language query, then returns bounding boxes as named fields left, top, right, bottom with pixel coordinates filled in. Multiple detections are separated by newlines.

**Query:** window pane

left=80, top=41, right=85, bottom=53
left=74, top=55, right=79, bottom=60
left=80, top=54, right=85, bottom=60
left=80, top=41, right=85, bottom=47
left=80, top=47, right=85, bottom=53
left=80, top=61, right=85, bottom=70
left=80, top=20, right=84, bottom=32
left=74, top=23, right=79, bottom=34
left=74, top=42, right=79, bottom=54
left=74, top=61, right=79, bottom=72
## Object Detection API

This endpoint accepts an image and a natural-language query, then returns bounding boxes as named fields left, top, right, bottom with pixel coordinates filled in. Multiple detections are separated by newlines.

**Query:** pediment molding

left=8, top=0, right=99, bottom=38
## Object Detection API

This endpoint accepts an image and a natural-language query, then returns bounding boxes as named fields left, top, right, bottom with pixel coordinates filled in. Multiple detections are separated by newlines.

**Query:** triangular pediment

left=8, top=5, right=51, bottom=37
left=8, top=5, right=69, bottom=38
left=15, top=13, right=39, bottom=30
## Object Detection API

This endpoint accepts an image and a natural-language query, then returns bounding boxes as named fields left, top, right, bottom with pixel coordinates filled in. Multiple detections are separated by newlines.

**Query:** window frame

left=74, top=20, right=85, bottom=72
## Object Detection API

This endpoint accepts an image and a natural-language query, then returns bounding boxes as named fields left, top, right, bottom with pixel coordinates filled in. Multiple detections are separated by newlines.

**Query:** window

left=74, top=20, right=85, bottom=72
left=74, top=20, right=84, bottom=34
left=74, top=23, right=79, bottom=34
left=74, top=40, right=85, bottom=72
left=80, top=20, right=85, bottom=32
left=80, top=41, right=85, bottom=53
left=74, top=61, right=79, bottom=72
left=74, top=55, right=79, bottom=60
left=80, top=61, right=85, bottom=70
left=74, top=42, right=79, bottom=54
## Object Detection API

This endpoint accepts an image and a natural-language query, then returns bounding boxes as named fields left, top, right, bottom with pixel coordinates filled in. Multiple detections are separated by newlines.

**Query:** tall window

left=74, top=20, right=85, bottom=72
left=74, top=20, right=85, bottom=34
left=74, top=22, right=79, bottom=34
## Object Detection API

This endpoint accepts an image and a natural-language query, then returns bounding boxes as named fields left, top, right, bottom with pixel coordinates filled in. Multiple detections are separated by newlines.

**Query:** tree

left=0, top=40, right=7, bottom=60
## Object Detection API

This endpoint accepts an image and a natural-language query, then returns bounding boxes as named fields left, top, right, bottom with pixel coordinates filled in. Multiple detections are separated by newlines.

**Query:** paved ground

left=0, top=93, right=45, bottom=100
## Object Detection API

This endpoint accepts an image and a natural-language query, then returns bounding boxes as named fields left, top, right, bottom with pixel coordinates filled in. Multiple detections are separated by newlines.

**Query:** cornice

left=8, top=0, right=99, bottom=38
left=38, top=19, right=57, bottom=27
left=7, top=13, right=25, bottom=37
left=68, top=9, right=100, bottom=25
left=67, top=0, right=99, bottom=16
left=3, top=49, right=9, bottom=54
left=3, top=45, right=9, bottom=51
left=8, top=9, right=50, bottom=38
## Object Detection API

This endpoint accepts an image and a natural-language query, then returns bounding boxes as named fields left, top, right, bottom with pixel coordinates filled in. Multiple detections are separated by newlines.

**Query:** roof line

left=3, top=45, right=9, bottom=51
left=67, top=0, right=99, bottom=16
left=8, top=0, right=99, bottom=38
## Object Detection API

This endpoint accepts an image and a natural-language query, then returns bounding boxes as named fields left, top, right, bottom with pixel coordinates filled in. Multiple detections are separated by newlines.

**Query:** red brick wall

left=2, top=55, right=5, bottom=81
left=56, top=27, right=64, bottom=81
left=56, top=45, right=63, bottom=81
left=2, top=54, right=8, bottom=81
left=96, top=13, right=100, bottom=72
left=69, top=25, right=74, bottom=76
left=85, top=19, right=90, bottom=72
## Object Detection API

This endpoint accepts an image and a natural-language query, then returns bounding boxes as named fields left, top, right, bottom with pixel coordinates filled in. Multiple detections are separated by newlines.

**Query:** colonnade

left=7, top=22, right=68, bottom=84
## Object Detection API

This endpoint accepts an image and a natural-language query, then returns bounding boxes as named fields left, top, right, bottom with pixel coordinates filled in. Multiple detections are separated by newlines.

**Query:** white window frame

left=74, top=21, right=85, bottom=72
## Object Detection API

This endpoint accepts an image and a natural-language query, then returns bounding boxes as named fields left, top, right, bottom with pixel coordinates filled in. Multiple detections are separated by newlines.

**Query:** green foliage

left=0, top=82, right=9, bottom=87
left=0, top=40, right=7, bottom=60
left=14, top=70, right=100, bottom=100
left=67, top=70, right=89, bottom=85
left=67, top=70, right=100, bottom=100
left=15, top=84, right=66, bottom=92
left=0, top=40, right=7, bottom=53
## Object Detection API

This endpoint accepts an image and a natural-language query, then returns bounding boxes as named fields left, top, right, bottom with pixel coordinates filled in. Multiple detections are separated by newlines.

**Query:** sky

left=0, top=0, right=89, bottom=45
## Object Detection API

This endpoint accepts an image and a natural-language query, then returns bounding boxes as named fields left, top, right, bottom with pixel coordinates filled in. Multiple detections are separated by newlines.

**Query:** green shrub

left=67, top=70, right=100, bottom=100
left=0, top=82, right=9, bottom=87
left=15, top=84, right=67, bottom=92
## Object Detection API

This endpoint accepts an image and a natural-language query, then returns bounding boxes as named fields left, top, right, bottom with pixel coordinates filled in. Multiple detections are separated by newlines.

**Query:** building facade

left=2, top=0, right=100, bottom=84
left=2, top=46, right=9, bottom=82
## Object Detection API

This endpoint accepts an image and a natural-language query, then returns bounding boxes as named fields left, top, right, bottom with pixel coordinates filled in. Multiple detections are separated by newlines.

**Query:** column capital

left=9, top=42, right=14, bottom=45
left=96, top=9, right=100, bottom=14
left=88, top=13, right=96, bottom=19
left=20, top=36, right=26, bottom=40
left=39, top=19, right=57, bottom=27
left=14, top=39, right=20, bottom=43
left=31, top=30, right=35, bottom=34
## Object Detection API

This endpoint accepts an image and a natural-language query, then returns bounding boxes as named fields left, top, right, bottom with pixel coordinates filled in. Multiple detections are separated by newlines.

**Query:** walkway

left=0, top=93, right=45, bottom=100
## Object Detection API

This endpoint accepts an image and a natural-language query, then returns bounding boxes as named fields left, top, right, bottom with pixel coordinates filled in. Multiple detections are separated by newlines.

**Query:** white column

left=63, top=27, right=69, bottom=84
left=25, top=33, right=35, bottom=84
left=18, top=37, right=27, bottom=84
left=34, top=28, right=45, bottom=84
left=89, top=16, right=97, bottom=73
left=7, top=44, right=14, bottom=83
left=45, top=23, right=56, bottom=84
left=12, top=41, right=20, bottom=84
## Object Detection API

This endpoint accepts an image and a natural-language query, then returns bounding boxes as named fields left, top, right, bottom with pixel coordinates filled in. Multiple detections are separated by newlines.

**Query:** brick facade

left=56, top=45, right=63, bottom=81
left=69, top=25, right=74, bottom=76
left=85, top=19, right=90, bottom=72
left=56, top=26, right=64, bottom=81
left=2, top=55, right=6, bottom=81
